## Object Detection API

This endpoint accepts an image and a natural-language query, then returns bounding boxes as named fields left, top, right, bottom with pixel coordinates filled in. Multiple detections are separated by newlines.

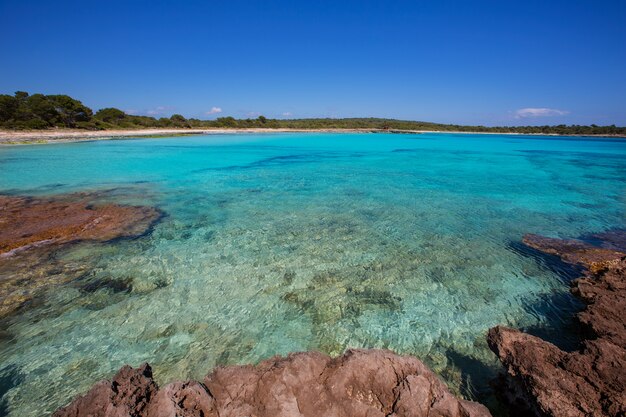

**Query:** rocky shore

left=46, top=230, right=626, bottom=416
left=0, top=192, right=161, bottom=317
left=3, top=189, right=623, bottom=416
left=488, top=231, right=626, bottom=416
left=53, top=349, right=491, bottom=417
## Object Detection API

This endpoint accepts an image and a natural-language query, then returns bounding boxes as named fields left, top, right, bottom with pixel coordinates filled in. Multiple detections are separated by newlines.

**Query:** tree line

left=1, top=91, right=624, bottom=136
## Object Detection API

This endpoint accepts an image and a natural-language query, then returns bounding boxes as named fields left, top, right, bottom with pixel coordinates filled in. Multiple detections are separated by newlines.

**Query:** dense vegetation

left=1, top=91, right=624, bottom=135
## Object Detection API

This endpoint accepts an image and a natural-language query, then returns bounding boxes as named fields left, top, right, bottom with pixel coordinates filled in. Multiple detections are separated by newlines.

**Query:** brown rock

left=54, top=349, right=492, bottom=417
left=489, top=231, right=626, bottom=417
left=522, top=233, right=624, bottom=273
left=488, top=326, right=626, bottom=417
left=53, top=363, right=158, bottom=417
left=0, top=193, right=161, bottom=256
left=145, top=381, right=216, bottom=417
left=0, top=192, right=161, bottom=317
left=574, top=258, right=626, bottom=346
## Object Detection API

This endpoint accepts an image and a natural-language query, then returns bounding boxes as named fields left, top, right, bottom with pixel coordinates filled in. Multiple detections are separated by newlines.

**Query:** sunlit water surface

left=1, top=132, right=625, bottom=416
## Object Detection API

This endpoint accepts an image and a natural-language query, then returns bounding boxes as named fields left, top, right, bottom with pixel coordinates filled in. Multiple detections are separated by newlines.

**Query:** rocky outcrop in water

left=53, top=349, right=492, bottom=417
left=488, top=231, right=626, bottom=417
left=0, top=193, right=161, bottom=317
left=0, top=194, right=160, bottom=256
left=521, top=233, right=625, bottom=273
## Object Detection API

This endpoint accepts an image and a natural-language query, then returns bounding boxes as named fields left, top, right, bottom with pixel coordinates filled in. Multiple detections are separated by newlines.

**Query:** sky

left=1, top=0, right=625, bottom=126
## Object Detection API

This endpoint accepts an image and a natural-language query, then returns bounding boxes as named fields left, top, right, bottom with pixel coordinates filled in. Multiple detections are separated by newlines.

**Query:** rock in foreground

left=489, top=231, right=626, bottom=417
left=488, top=325, right=626, bottom=417
left=53, top=349, right=491, bottom=417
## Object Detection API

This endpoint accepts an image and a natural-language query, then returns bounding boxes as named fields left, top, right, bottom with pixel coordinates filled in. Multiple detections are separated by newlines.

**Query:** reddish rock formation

left=0, top=193, right=161, bottom=317
left=522, top=233, right=624, bottom=273
left=54, top=363, right=158, bottom=417
left=54, top=349, right=492, bottom=417
left=0, top=193, right=160, bottom=256
left=488, top=326, right=626, bottom=417
left=489, top=231, right=626, bottom=417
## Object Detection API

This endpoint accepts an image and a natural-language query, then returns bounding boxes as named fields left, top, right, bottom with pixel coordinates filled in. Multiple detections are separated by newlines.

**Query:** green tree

left=0, top=94, right=18, bottom=123
left=158, top=117, right=173, bottom=127
left=14, top=91, right=29, bottom=101
left=170, top=114, right=190, bottom=128
left=26, top=94, right=59, bottom=126
left=170, top=114, right=186, bottom=123
left=94, top=107, right=126, bottom=123
left=47, top=95, right=93, bottom=127
left=215, top=116, right=237, bottom=127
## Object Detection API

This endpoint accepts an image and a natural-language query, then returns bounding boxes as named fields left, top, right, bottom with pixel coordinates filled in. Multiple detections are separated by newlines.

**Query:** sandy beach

left=1, top=128, right=625, bottom=145
left=0, top=128, right=378, bottom=145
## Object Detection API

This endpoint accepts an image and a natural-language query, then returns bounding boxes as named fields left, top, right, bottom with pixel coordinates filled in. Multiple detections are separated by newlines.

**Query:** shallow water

left=0, top=132, right=625, bottom=416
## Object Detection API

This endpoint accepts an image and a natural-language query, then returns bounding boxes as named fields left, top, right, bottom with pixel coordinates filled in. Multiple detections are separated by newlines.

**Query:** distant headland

left=1, top=91, right=625, bottom=143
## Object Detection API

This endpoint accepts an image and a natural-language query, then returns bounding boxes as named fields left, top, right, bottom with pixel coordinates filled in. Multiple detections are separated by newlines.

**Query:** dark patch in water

left=0, top=365, right=24, bottom=416
left=505, top=233, right=610, bottom=352
left=0, top=183, right=70, bottom=196
left=445, top=350, right=498, bottom=407
left=578, top=229, right=626, bottom=252
left=283, top=270, right=296, bottom=285
left=0, top=327, right=14, bottom=346
left=564, top=201, right=603, bottom=210
left=520, top=291, right=585, bottom=351
left=190, top=151, right=365, bottom=174
left=107, top=208, right=166, bottom=245
left=80, top=277, right=132, bottom=294
left=215, top=338, right=256, bottom=367
left=570, top=159, right=626, bottom=170
left=505, top=240, right=584, bottom=283
left=521, top=149, right=626, bottom=167
left=204, top=230, right=215, bottom=242
left=0, top=157, right=35, bottom=163
left=583, top=173, right=623, bottom=181
left=517, top=136, right=626, bottom=144
left=47, top=183, right=66, bottom=188
left=215, top=198, right=230, bottom=208
left=179, top=231, right=193, bottom=240
left=154, top=278, right=169, bottom=289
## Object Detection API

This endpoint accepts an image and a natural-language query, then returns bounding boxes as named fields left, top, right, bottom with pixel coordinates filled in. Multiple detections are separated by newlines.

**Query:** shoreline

left=0, top=128, right=377, bottom=145
left=1, top=127, right=625, bottom=145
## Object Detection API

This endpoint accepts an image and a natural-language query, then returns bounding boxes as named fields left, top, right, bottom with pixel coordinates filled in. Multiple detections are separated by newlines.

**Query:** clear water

left=0, top=132, right=625, bottom=416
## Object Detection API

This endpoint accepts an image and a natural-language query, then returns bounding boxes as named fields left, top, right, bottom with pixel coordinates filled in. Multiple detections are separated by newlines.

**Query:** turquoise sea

left=1, top=132, right=625, bottom=416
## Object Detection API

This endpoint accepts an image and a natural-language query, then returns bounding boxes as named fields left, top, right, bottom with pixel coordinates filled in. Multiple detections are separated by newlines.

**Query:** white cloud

left=514, top=108, right=569, bottom=119
left=206, top=107, right=222, bottom=115
left=146, top=106, right=171, bottom=116
left=282, top=112, right=293, bottom=117
left=246, top=111, right=261, bottom=118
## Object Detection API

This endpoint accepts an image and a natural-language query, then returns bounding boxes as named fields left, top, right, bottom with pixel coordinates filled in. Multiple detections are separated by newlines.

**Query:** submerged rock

left=489, top=231, right=626, bottom=417
left=0, top=193, right=160, bottom=256
left=522, top=233, right=624, bottom=273
left=53, top=349, right=491, bottom=417
left=0, top=193, right=161, bottom=317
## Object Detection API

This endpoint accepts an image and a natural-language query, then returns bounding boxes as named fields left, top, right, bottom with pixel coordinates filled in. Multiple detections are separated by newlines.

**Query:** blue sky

left=1, top=0, right=625, bottom=126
